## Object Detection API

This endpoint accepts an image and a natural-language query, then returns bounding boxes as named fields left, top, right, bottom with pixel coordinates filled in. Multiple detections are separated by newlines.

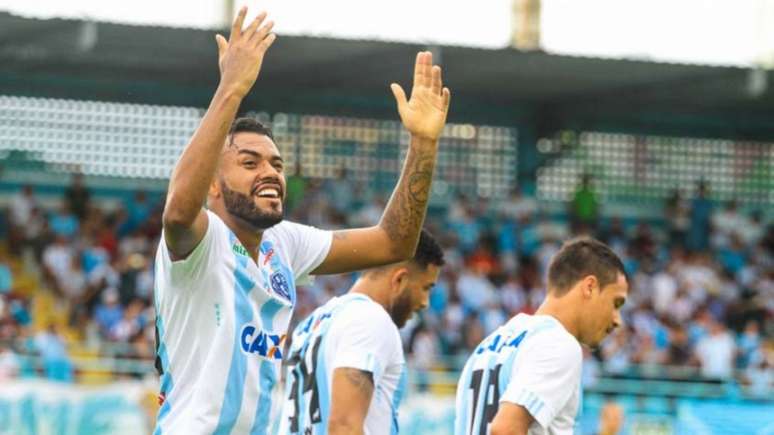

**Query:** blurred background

left=0, top=1, right=772, bottom=434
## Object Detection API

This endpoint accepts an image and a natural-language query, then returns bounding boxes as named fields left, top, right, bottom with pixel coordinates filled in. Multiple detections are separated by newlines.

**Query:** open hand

left=215, top=7, right=276, bottom=98
left=390, top=52, right=451, bottom=142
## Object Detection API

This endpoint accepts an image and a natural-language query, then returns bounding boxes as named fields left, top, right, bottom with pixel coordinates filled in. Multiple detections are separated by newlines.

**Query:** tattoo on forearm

left=343, top=368, right=374, bottom=395
left=381, top=147, right=435, bottom=243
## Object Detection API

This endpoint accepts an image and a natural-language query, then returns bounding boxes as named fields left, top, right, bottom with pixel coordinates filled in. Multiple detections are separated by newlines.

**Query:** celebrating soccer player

left=152, top=6, right=451, bottom=435
left=454, top=238, right=629, bottom=435
left=277, top=229, right=444, bottom=435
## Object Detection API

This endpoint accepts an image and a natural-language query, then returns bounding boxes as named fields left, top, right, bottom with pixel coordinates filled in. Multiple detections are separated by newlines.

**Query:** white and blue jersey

left=454, top=314, right=582, bottom=435
left=153, top=210, right=332, bottom=434
left=278, top=293, right=407, bottom=435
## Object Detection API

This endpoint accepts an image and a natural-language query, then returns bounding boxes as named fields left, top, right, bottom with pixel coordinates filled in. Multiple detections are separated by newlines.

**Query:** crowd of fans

left=0, top=173, right=771, bottom=398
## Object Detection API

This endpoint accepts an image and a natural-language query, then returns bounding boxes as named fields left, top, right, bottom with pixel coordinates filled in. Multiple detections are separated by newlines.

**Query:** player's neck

left=217, top=210, right=264, bottom=261
left=349, top=276, right=390, bottom=310
left=535, top=300, right=580, bottom=340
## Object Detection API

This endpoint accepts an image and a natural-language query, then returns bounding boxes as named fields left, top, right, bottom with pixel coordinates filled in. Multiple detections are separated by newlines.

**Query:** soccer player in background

left=277, top=229, right=444, bottom=435
left=153, top=6, right=451, bottom=434
left=454, top=238, right=629, bottom=435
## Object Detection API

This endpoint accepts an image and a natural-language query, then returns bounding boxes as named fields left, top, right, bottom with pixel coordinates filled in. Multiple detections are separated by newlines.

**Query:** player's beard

left=221, top=180, right=284, bottom=230
left=389, top=289, right=414, bottom=328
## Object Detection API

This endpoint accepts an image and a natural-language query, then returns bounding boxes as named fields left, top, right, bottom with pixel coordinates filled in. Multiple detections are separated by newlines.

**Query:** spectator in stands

left=599, top=217, right=627, bottom=255
left=7, top=185, right=37, bottom=255
left=322, top=166, right=355, bottom=217
left=456, top=262, right=495, bottom=312
left=409, top=322, right=439, bottom=392
left=0, top=254, right=13, bottom=295
left=8, top=185, right=36, bottom=228
left=125, top=190, right=152, bottom=233
left=21, top=205, right=49, bottom=263
left=742, top=342, right=772, bottom=399
left=64, top=173, right=91, bottom=221
left=481, top=298, right=507, bottom=335
left=33, top=324, right=72, bottom=382
left=687, top=180, right=713, bottom=251
left=695, top=317, right=736, bottom=380
left=652, top=261, right=679, bottom=316
left=737, top=320, right=762, bottom=369
left=1, top=159, right=771, bottom=404
left=631, top=333, right=665, bottom=376
left=581, top=347, right=601, bottom=388
left=0, top=295, right=9, bottom=339
left=352, top=195, right=386, bottom=227
left=499, top=273, right=527, bottom=315
left=739, top=210, right=766, bottom=247
left=42, top=235, right=74, bottom=286
left=718, top=235, right=747, bottom=276
left=49, top=202, right=79, bottom=240
left=664, top=189, right=690, bottom=247
left=499, top=186, right=537, bottom=222
left=57, top=254, right=88, bottom=302
left=711, top=200, right=746, bottom=249
left=447, top=199, right=482, bottom=254
left=439, top=289, right=465, bottom=355
left=664, top=325, right=693, bottom=367
left=461, top=312, right=486, bottom=350
left=0, top=342, right=20, bottom=380
left=570, top=173, right=599, bottom=231
left=601, top=328, right=633, bottom=375
left=94, top=287, right=123, bottom=339
left=285, top=162, right=307, bottom=214
left=111, top=298, right=147, bottom=343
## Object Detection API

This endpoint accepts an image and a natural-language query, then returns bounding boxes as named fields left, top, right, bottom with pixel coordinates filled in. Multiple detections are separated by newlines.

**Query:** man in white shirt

left=695, top=318, right=736, bottom=380
left=455, top=238, right=629, bottom=435
left=278, top=229, right=444, bottom=435
left=154, top=7, right=451, bottom=434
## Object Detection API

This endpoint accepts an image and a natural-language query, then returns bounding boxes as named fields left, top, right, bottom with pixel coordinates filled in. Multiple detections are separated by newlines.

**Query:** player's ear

left=391, top=267, right=410, bottom=290
left=581, top=275, right=598, bottom=299
left=209, top=178, right=221, bottom=198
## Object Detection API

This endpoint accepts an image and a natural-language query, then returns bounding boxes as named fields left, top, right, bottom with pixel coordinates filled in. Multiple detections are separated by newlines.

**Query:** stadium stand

left=0, top=97, right=771, bottom=434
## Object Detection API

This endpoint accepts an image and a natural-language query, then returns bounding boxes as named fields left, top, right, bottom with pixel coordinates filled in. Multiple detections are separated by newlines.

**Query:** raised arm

left=328, top=368, right=375, bottom=435
left=313, top=52, right=451, bottom=274
left=162, top=7, right=276, bottom=258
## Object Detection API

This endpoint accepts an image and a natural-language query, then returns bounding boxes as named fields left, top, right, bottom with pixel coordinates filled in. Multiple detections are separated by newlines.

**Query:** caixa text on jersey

left=241, top=324, right=286, bottom=360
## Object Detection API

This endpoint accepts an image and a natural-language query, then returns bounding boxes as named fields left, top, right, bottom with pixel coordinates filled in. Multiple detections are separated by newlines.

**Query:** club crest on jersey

left=240, top=324, right=286, bottom=360
left=270, top=271, right=291, bottom=301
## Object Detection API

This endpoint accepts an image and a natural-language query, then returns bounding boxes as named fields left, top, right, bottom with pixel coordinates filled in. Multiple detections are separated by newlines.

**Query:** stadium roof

left=2, top=12, right=774, bottom=140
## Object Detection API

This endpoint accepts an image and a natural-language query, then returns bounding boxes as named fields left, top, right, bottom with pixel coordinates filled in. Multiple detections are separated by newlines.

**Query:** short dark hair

left=547, top=237, right=625, bottom=295
left=412, top=229, right=445, bottom=269
left=229, top=117, right=274, bottom=140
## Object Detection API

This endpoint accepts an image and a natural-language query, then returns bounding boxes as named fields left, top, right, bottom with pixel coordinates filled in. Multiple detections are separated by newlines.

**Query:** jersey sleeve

left=158, top=209, right=223, bottom=286
left=500, top=331, right=582, bottom=429
left=329, top=303, right=399, bottom=382
left=273, top=221, right=333, bottom=285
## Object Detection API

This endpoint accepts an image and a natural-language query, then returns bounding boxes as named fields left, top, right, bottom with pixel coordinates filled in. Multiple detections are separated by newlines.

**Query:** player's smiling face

left=218, top=132, right=287, bottom=229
